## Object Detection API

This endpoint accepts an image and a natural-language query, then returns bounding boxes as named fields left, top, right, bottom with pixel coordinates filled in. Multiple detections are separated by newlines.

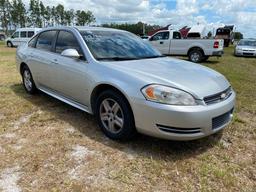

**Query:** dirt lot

left=0, top=41, right=255, bottom=192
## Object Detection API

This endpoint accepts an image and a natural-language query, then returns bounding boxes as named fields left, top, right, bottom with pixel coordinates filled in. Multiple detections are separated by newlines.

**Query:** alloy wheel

left=99, top=98, right=124, bottom=134
left=191, top=52, right=200, bottom=62
left=23, top=70, right=33, bottom=91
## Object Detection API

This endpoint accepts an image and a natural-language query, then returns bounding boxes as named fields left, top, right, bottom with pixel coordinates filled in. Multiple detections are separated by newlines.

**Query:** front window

left=80, top=30, right=163, bottom=61
left=238, top=40, right=256, bottom=46
left=151, top=32, right=169, bottom=41
left=55, top=31, right=83, bottom=55
left=12, top=32, right=19, bottom=38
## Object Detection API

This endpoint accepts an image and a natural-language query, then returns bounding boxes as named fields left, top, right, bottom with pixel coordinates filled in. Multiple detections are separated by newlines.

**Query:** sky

left=31, top=0, right=256, bottom=37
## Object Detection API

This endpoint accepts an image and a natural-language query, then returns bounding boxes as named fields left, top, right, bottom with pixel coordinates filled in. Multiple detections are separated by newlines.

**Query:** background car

left=0, top=32, right=6, bottom=41
left=6, top=28, right=42, bottom=47
left=234, top=39, right=256, bottom=57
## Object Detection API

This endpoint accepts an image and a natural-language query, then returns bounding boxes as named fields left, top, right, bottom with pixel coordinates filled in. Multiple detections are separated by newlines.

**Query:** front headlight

left=141, top=84, right=197, bottom=106
left=236, top=47, right=242, bottom=51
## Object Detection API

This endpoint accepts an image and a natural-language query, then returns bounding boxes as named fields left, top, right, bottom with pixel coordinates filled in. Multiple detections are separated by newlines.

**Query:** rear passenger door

left=169, top=31, right=183, bottom=55
left=149, top=32, right=170, bottom=54
left=27, top=30, right=58, bottom=89
left=51, top=30, right=90, bottom=106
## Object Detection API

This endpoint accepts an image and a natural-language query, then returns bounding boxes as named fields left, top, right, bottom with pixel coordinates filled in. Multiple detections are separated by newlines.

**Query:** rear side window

left=187, top=33, right=200, bottom=38
left=36, top=31, right=57, bottom=51
left=173, top=32, right=181, bottom=39
left=28, top=31, right=34, bottom=38
left=55, top=31, right=82, bottom=55
left=20, top=31, right=27, bottom=38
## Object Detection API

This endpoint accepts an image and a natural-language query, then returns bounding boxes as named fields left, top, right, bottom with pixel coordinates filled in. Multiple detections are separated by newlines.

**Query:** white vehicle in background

left=148, top=30, right=224, bottom=63
left=6, top=28, right=42, bottom=47
left=186, top=25, right=206, bottom=39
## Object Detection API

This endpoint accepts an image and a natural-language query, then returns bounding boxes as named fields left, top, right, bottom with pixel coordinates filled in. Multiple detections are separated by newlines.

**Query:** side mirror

left=11, top=36, right=14, bottom=39
left=61, top=49, right=80, bottom=59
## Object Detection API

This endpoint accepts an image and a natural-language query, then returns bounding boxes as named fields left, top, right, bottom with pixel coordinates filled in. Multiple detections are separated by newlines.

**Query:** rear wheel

left=95, top=90, right=136, bottom=140
left=21, top=65, right=37, bottom=94
left=189, top=49, right=203, bottom=63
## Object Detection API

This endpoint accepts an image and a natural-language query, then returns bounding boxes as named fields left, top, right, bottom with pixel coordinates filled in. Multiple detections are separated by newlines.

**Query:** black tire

left=95, top=90, right=136, bottom=141
left=7, top=41, right=13, bottom=47
left=21, top=65, right=37, bottom=94
left=188, top=49, right=203, bottom=63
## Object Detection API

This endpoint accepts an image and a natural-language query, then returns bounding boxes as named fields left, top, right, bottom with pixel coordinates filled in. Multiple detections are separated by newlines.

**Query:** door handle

left=160, top=41, right=164, bottom=44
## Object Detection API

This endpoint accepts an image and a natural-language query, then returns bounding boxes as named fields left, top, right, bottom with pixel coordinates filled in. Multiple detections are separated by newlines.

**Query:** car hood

left=103, top=57, right=230, bottom=99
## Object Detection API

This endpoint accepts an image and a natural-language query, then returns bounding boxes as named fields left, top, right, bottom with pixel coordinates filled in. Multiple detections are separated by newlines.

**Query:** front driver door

left=50, top=30, right=90, bottom=106
left=11, top=31, right=20, bottom=46
left=149, top=32, right=170, bottom=55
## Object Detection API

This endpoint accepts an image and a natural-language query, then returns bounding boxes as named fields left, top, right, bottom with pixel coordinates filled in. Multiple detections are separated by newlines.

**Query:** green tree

left=10, top=0, right=26, bottom=28
left=28, top=0, right=41, bottom=27
left=39, top=1, right=46, bottom=27
left=234, top=32, right=243, bottom=40
left=64, top=9, right=75, bottom=26
left=56, top=4, right=64, bottom=25
left=207, top=31, right=213, bottom=38
left=76, top=10, right=95, bottom=26
left=102, top=22, right=162, bottom=35
left=0, top=0, right=12, bottom=34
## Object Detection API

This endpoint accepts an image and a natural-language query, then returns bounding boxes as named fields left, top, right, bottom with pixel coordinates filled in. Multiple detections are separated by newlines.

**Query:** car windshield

left=80, top=30, right=163, bottom=61
left=238, top=40, right=256, bottom=46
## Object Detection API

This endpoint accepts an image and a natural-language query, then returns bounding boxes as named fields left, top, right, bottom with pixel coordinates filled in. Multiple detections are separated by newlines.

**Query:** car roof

left=41, top=26, right=124, bottom=33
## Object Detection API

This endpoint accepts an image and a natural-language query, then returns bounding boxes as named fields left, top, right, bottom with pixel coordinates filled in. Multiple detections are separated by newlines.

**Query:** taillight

left=213, top=41, right=219, bottom=48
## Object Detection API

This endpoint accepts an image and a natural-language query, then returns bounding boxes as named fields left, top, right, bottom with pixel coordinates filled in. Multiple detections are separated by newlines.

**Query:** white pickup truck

left=148, top=30, right=224, bottom=63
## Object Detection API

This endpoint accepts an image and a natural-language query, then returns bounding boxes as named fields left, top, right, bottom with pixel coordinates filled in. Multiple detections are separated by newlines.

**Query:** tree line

left=102, top=22, right=162, bottom=36
left=0, top=0, right=96, bottom=34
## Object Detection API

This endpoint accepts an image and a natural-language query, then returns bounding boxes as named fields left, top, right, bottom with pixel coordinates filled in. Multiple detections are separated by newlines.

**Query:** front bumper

left=235, top=50, right=256, bottom=57
left=132, top=91, right=235, bottom=141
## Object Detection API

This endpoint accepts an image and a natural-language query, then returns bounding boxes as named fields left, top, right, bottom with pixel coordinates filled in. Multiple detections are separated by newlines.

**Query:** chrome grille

left=204, top=87, right=232, bottom=105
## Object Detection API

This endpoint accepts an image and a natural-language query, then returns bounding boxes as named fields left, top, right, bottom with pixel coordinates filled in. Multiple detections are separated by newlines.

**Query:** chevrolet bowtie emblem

left=221, top=93, right=226, bottom=99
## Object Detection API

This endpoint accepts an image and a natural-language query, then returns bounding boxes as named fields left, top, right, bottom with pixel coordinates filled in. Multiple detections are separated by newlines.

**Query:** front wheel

left=7, top=41, right=13, bottom=47
left=21, top=65, right=37, bottom=94
left=95, top=90, right=136, bottom=140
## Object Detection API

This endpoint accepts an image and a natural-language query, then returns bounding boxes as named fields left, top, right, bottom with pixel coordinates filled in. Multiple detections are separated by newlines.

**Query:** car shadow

left=11, top=83, right=223, bottom=162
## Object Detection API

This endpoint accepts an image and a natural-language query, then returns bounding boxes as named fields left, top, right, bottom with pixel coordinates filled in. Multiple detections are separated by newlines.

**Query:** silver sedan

left=234, top=39, right=256, bottom=57
left=16, top=26, right=236, bottom=141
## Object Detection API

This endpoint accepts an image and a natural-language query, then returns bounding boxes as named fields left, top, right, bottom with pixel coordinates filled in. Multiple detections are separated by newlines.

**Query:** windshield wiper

left=140, top=55, right=167, bottom=59
left=97, top=57, right=138, bottom=61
